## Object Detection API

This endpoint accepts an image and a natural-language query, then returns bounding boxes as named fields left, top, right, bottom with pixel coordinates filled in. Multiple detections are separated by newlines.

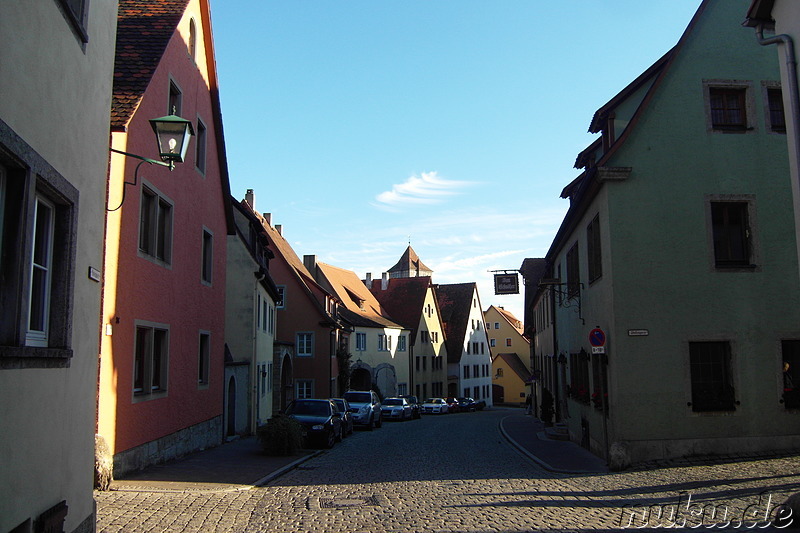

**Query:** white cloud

left=372, top=171, right=475, bottom=210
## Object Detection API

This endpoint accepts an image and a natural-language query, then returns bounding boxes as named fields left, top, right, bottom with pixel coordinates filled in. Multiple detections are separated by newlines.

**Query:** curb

left=498, top=415, right=600, bottom=475
left=254, top=450, right=324, bottom=486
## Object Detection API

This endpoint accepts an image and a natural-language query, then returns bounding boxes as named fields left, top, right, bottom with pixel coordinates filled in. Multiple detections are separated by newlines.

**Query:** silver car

left=381, top=397, right=413, bottom=421
left=342, top=390, right=382, bottom=430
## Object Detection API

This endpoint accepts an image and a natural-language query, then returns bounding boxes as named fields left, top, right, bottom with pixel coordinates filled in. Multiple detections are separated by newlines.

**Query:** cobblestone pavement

left=96, top=409, right=800, bottom=532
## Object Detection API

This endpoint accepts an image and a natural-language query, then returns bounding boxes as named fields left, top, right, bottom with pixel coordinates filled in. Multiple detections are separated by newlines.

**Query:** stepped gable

left=371, top=276, right=432, bottom=343
left=434, top=282, right=475, bottom=364
left=387, top=246, right=433, bottom=278
left=112, top=0, right=190, bottom=130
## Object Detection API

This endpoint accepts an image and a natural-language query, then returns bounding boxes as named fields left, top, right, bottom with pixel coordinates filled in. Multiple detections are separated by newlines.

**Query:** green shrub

left=257, top=415, right=304, bottom=456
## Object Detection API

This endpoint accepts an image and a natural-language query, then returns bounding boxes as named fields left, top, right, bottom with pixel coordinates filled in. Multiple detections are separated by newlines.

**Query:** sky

left=211, top=1, right=705, bottom=320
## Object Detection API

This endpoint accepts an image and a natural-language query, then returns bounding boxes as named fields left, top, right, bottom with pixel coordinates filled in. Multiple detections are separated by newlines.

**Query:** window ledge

left=0, top=346, right=73, bottom=369
left=715, top=264, right=758, bottom=272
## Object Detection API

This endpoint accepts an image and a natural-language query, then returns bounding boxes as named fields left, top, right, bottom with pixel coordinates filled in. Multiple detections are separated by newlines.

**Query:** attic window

left=56, top=0, right=89, bottom=44
left=704, top=80, right=754, bottom=133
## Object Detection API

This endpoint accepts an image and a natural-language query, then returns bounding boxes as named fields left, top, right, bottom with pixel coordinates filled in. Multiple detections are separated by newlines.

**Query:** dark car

left=284, top=399, right=343, bottom=448
left=400, top=395, right=422, bottom=419
left=445, top=397, right=461, bottom=413
left=330, top=398, right=354, bottom=436
left=457, top=397, right=483, bottom=412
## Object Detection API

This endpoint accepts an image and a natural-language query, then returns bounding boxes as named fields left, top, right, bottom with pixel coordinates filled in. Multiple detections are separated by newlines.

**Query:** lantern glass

left=149, top=115, right=194, bottom=166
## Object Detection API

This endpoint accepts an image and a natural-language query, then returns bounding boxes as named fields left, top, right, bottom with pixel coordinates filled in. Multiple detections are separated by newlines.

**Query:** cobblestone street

left=96, top=409, right=800, bottom=532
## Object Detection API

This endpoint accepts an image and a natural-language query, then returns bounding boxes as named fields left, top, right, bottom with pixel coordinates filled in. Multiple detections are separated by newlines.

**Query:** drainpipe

left=753, top=24, right=800, bottom=280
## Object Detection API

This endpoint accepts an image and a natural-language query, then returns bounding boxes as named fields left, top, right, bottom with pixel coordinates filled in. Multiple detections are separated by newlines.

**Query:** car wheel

left=375, top=414, right=382, bottom=428
left=366, top=414, right=374, bottom=431
left=325, top=429, right=335, bottom=449
left=335, top=424, right=343, bottom=442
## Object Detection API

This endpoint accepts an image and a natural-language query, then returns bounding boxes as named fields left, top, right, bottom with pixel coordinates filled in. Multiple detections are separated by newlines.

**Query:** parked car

left=342, top=390, right=382, bottom=430
left=400, top=395, right=422, bottom=419
left=381, top=397, right=413, bottom=420
left=284, top=398, right=343, bottom=448
left=445, top=397, right=461, bottom=413
left=330, top=398, right=354, bottom=436
left=421, top=397, right=449, bottom=414
left=457, top=397, right=481, bottom=412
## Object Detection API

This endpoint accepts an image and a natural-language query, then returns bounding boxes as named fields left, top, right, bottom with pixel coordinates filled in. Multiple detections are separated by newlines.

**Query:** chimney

left=275, top=224, right=282, bottom=236
left=381, top=272, right=388, bottom=291
left=303, top=255, right=317, bottom=275
left=365, top=273, right=372, bottom=286
left=245, top=189, right=255, bottom=209
left=264, top=213, right=271, bottom=226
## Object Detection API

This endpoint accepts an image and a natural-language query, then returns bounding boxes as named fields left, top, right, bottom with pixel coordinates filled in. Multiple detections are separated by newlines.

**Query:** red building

left=98, top=0, right=234, bottom=476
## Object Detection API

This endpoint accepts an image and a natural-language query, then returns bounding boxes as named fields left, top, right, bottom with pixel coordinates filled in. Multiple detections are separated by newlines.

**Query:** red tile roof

left=434, top=282, right=476, bottom=364
left=111, top=0, right=190, bottom=129
left=370, top=276, right=433, bottom=343
left=387, top=246, right=433, bottom=276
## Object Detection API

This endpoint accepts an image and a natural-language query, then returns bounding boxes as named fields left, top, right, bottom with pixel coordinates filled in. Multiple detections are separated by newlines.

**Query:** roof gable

left=317, top=262, right=403, bottom=330
left=370, top=276, right=434, bottom=341
left=388, top=246, right=433, bottom=277
left=435, top=282, right=477, bottom=363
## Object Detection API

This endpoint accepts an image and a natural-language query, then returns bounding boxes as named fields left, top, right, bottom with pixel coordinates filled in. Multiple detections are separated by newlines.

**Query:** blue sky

left=212, top=1, right=704, bottom=319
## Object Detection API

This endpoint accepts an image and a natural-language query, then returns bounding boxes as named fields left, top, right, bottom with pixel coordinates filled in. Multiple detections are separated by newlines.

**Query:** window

left=189, top=18, right=197, bottom=61
left=464, top=366, right=470, bottom=379
left=56, top=0, right=89, bottom=43
left=472, top=342, right=479, bottom=354
left=422, top=356, right=427, bottom=370
left=689, top=341, right=735, bottom=412
left=139, top=185, right=173, bottom=265
left=709, top=87, right=746, bottom=131
left=464, top=388, right=470, bottom=398
left=473, top=386, right=480, bottom=399
left=168, top=80, right=182, bottom=115
left=566, top=243, right=580, bottom=298
left=275, top=286, right=285, bottom=309
left=0, top=124, right=79, bottom=367
left=496, top=368, right=504, bottom=378
left=494, top=322, right=500, bottom=329
left=195, top=118, right=207, bottom=174
left=262, top=300, right=268, bottom=331
left=268, top=305, right=274, bottom=334
left=767, top=87, right=786, bottom=133
left=587, top=213, right=602, bottom=283
left=296, top=332, right=313, bottom=357
left=421, top=330, right=429, bottom=344
left=398, top=383, right=407, bottom=396
left=201, top=228, right=213, bottom=284
left=398, top=335, right=407, bottom=351
left=569, top=350, right=590, bottom=404
left=296, top=380, right=313, bottom=399
left=416, top=357, right=420, bottom=371
left=134, top=324, right=169, bottom=398
left=490, top=339, right=496, bottom=347
left=356, top=332, right=366, bottom=351
left=711, top=201, right=752, bottom=268
left=198, top=332, right=210, bottom=387
left=26, top=197, right=55, bottom=347
left=506, top=338, right=512, bottom=347
left=378, top=334, right=388, bottom=351
left=473, top=364, right=479, bottom=377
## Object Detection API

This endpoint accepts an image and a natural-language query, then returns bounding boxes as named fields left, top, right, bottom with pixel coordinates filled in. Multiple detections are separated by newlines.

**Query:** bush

left=257, top=415, right=304, bottom=456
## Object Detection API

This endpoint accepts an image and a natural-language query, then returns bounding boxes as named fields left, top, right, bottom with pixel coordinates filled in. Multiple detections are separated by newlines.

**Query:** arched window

left=189, top=19, right=197, bottom=60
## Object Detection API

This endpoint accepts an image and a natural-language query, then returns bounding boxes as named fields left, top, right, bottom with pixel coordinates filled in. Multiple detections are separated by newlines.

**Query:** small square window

left=709, top=87, right=746, bottom=131
left=296, top=332, right=313, bottom=356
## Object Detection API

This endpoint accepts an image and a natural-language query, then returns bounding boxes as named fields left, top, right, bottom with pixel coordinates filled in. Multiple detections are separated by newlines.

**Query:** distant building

left=387, top=245, right=433, bottom=278
left=485, top=305, right=530, bottom=404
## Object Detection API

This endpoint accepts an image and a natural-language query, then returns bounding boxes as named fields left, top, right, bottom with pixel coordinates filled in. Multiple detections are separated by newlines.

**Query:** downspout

left=753, top=24, right=800, bottom=278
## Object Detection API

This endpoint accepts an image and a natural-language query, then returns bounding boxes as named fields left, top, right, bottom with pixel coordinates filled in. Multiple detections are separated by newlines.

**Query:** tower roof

left=387, top=246, right=433, bottom=277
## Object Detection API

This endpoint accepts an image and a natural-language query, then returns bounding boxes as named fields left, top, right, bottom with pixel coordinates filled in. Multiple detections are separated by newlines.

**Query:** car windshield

left=332, top=399, right=346, bottom=410
left=343, top=392, right=371, bottom=403
left=384, top=399, right=403, bottom=406
left=287, top=401, right=330, bottom=417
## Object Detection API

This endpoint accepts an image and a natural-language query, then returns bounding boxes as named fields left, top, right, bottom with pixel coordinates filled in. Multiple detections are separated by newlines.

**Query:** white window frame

left=398, top=335, right=407, bottom=352
left=356, top=332, right=367, bottom=351
left=26, top=196, right=55, bottom=347
left=296, top=332, right=313, bottom=357
left=296, top=379, right=313, bottom=399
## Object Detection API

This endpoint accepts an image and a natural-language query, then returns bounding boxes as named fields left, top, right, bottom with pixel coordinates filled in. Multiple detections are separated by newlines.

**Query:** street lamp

left=107, top=113, right=194, bottom=211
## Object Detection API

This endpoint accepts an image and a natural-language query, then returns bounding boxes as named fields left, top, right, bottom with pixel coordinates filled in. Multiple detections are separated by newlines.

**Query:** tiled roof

left=488, top=305, right=525, bottom=334
left=387, top=246, right=433, bottom=276
left=434, top=282, right=476, bottom=364
left=111, top=0, right=190, bottom=129
left=495, top=352, right=532, bottom=383
left=317, top=262, right=402, bottom=330
left=370, top=276, right=432, bottom=343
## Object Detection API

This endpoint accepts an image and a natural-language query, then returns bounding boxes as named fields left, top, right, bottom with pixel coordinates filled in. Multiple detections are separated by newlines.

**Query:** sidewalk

left=110, top=437, right=319, bottom=493
left=500, top=414, right=609, bottom=474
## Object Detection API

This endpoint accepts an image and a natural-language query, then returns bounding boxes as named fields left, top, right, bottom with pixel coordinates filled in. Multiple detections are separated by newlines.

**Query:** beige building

left=0, top=1, right=118, bottom=531
left=485, top=306, right=531, bottom=404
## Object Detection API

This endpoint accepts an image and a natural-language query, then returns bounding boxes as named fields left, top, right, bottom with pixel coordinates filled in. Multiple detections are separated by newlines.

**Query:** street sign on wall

left=589, top=328, right=606, bottom=347
left=494, top=273, right=519, bottom=295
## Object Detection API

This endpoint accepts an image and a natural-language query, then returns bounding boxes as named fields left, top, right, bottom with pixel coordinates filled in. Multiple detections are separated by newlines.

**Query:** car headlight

left=312, top=424, right=324, bottom=430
